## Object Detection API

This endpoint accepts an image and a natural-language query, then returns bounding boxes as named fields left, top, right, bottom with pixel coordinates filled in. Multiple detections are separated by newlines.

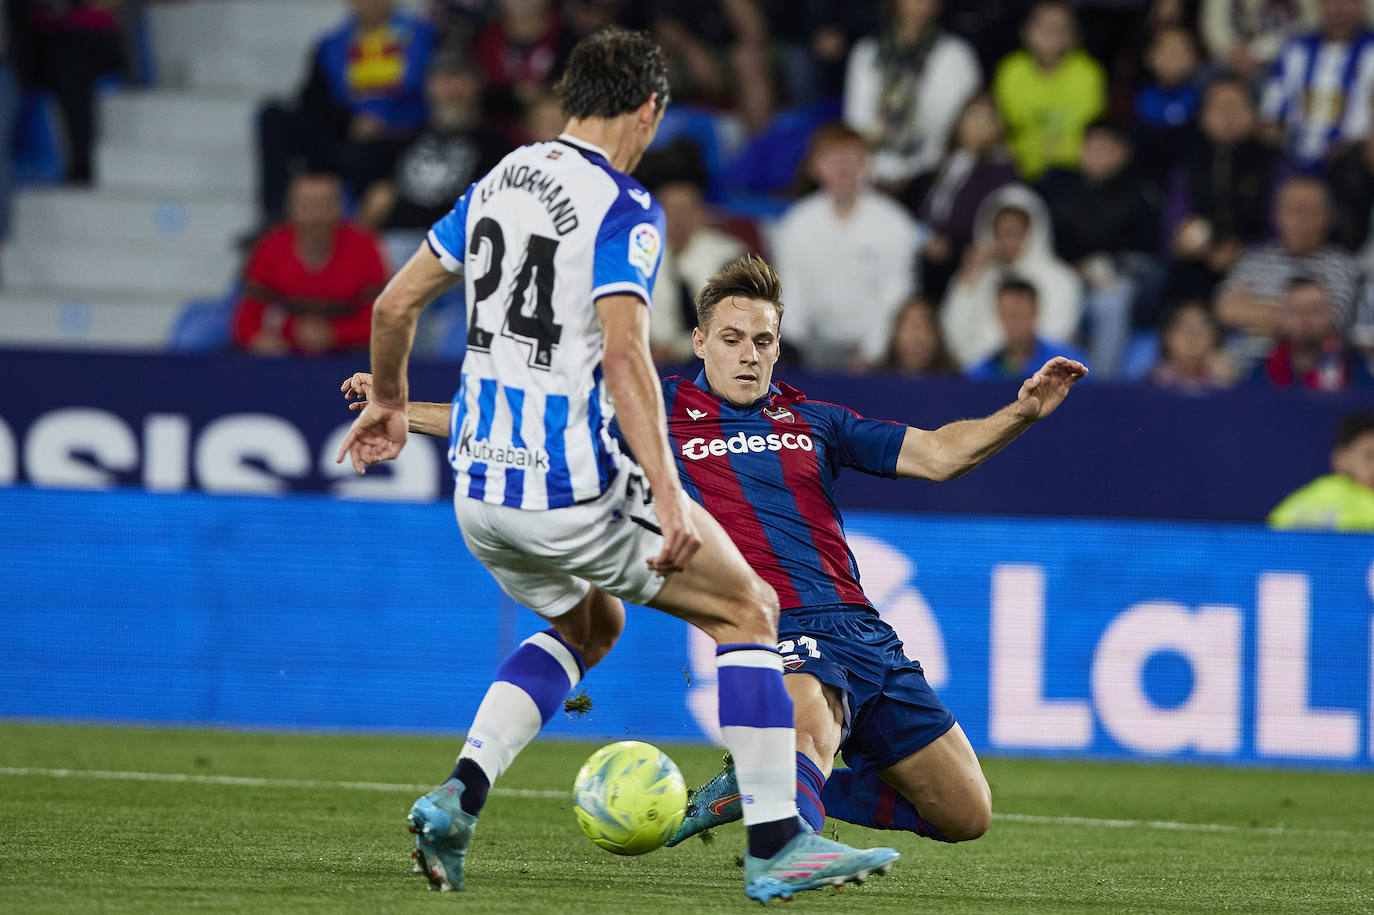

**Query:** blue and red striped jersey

left=659, top=372, right=906, bottom=611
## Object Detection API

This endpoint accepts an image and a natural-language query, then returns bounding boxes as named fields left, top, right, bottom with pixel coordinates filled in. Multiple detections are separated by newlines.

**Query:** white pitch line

left=992, top=812, right=1371, bottom=840
left=1, top=766, right=1369, bottom=840
left=0, top=766, right=565, bottom=800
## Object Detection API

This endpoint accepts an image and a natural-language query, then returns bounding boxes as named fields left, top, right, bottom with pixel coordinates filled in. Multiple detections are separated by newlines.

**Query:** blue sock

left=448, top=758, right=490, bottom=816
left=452, top=628, right=585, bottom=816
left=821, top=768, right=952, bottom=842
left=794, top=753, right=825, bottom=831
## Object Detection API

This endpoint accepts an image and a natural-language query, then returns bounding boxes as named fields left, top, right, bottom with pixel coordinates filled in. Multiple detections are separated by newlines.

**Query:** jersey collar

left=555, top=133, right=611, bottom=162
left=693, top=370, right=782, bottom=408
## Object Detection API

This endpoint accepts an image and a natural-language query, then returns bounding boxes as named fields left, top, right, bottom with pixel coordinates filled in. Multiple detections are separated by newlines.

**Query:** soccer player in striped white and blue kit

left=335, top=26, right=898, bottom=903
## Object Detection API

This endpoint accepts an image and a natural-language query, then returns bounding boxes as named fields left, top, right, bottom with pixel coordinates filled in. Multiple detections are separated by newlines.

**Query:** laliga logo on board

left=686, top=534, right=947, bottom=744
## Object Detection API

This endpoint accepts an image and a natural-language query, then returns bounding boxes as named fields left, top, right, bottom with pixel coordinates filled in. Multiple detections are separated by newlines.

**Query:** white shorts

left=453, top=460, right=666, bottom=618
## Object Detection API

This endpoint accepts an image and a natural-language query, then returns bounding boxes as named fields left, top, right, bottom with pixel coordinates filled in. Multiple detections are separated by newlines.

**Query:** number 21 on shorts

left=778, top=635, right=821, bottom=670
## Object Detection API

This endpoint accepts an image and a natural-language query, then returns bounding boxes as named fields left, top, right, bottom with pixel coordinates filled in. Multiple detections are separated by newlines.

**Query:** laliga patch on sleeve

left=627, top=222, right=662, bottom=277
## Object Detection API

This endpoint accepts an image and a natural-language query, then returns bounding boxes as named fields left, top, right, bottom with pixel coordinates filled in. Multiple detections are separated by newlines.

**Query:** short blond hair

left=695, top=254, right=784, bottom=330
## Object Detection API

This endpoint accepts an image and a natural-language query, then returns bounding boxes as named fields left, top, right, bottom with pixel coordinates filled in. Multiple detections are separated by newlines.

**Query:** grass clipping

left=563, top=691, right=593, bottom=716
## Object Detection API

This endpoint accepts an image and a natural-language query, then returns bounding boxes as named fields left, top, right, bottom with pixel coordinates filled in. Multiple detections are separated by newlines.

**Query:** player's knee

left=553, top=603, right=625, bottom=670
left=946, top=806, right=991, bottom=842
left=733, top=578, right=780, bottom=644
left=941, top=790, right=992, bottom=841
left=575, top=621, right=621, bottom=670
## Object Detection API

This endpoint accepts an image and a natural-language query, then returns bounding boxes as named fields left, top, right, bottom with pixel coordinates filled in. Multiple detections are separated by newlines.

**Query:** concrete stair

left=4, top=0, right=415, bottom=351
left=0, top=290, right=186, bottom=350
left=15, top=188, right=255, bottom=248
left=96, top=141, right=253, bottom=196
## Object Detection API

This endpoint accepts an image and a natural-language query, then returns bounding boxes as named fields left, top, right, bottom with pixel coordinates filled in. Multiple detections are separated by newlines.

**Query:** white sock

left=716, top=645, right=797, bottom=826
left=458, top=630, right=584, bottom=782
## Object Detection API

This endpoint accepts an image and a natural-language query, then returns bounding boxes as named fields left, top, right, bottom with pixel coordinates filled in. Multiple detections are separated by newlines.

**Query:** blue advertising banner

left=1, top=348, right=1370, bottom=521
left=4, top=487, right=1371, bottom=768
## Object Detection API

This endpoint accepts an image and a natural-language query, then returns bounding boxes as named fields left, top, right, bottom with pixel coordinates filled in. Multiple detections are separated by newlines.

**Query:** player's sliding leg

left=822, top=724, right=991, bottom=842
left=409, top=588, right=625, bottom=891
left=668, top=669, right=843, bottom=844
left=650, top=510, right=897, bottom=901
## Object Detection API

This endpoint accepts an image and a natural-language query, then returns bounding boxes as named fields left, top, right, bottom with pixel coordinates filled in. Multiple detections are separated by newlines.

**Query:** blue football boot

left=743, top=827, right=899, bottom=904
left=666, top=754, right=742, bottom=847
left=407, top=778, right=479, bottom=892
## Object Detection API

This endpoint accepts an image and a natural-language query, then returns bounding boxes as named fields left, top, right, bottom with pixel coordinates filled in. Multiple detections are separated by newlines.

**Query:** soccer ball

left=572, top=740, right=687, bottom=855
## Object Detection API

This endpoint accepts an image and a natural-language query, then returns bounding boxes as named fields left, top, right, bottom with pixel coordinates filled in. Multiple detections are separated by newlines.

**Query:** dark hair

left=1158, top=299, right=1218, bottom=358
left=992, top=205, right=1031, bottom=230
left=996, top=276, right=1039, bottom=304
left=881, top=298, right=959, bottom=375
left=554, top=26, right=670, bottom=120
left=1335, top=411, right=1374, bottom=449
left=1084, top=117, right=1129, bottom=144
left=696, top=255, right=784, bottom=329
left=1148, top=23, right=1197, bottom=52
left=428, top=48, right=479, bottom=77
left=1203, top=71, right=1255, bottom=102
left=1026, top=0, right=1076, bottom=30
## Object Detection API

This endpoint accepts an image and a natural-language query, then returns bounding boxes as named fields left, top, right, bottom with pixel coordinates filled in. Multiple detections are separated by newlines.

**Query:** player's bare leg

left=648, top=502, right=898, bottom=901
left=647, top=501, right=779, bottom=644
left=820, top=722, right=991, bottom=842
left=786, top=674, right=844, bottom=777
left=874, top=724, right=992, bottom=841
left=550, top=587, right=626, bottom=670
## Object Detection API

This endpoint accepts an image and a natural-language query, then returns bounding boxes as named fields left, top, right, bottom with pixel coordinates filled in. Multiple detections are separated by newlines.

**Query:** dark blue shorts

left=777, top=604, right=956, bottom=776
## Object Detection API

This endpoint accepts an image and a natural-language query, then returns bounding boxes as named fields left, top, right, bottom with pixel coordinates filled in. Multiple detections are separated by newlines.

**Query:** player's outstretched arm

left=340, top=372, right=451, bottom=437
left=336, top=244, right=460, bottom=473
left=896, top=356, right=1088, bottom=481
left=597, top=293, right=701, bottom=574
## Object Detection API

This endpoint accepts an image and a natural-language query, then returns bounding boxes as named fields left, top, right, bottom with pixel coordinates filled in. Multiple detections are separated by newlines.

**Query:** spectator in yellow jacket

left=1270, top=411, right=1374, bottom=531
left=992, top=1, right=1106, bottom=180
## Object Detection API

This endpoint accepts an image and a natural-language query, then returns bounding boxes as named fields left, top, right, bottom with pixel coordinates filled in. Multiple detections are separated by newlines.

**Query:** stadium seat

left=167, top=289, right=237, bottom=352
left=14, top=93, right=65, bottom=185
left=430, top=288, right=469, bottom=362
left=646, top=105, right=734, bottom=202
left=719, top=99, right=842, bottom=216
left=1118, top=330, right=1160, bottom=381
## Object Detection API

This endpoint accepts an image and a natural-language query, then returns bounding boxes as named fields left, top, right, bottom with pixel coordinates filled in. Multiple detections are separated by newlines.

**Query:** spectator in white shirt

left=773, top=123, right=925, bottom=370
left=649, top=179, right=748, bottom=364
left=940, top=183, right=1082, bottom=367
left=1201, top=0, right=1318, bottom=81
left=843, top=0, right=982, bottom=188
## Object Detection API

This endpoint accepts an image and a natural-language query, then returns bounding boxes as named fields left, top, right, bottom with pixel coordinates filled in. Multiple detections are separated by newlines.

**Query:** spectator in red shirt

left=232, top=173, right=388, bottom=356
left=473, top=0, right=571, bottom=127
left=1255, top=277, right=1372, bottom=392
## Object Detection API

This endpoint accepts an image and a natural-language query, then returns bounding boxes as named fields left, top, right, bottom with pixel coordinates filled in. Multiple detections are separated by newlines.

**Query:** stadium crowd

left=18, top=0, right=1374, bottom=391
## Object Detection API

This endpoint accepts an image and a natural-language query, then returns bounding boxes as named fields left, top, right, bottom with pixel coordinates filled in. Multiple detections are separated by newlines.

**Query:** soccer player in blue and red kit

left=341, top=254, right=1086, bottom=849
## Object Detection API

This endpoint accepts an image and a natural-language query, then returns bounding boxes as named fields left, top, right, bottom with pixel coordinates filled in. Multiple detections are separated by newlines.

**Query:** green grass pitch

left=1, top=722, right=1371, bottom=913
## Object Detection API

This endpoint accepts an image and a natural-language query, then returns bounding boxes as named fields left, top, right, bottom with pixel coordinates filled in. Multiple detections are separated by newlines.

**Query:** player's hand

left=335, top=400, right=408, bottom=474
left=341, top=371, right=374, bottom=412
left=1014, top=356, right=1088, bottom=421
left=647, top=488, right=702, bottom=574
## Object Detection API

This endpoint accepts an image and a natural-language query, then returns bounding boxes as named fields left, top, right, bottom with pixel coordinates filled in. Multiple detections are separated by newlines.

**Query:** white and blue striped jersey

left=1261, top=30, right=1374, bottom=165
left=427, top=134, right=666, bottom=510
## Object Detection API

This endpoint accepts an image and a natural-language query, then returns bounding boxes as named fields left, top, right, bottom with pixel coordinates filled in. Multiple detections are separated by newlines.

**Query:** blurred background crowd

left=5, top=0, right=1374, bottom=396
